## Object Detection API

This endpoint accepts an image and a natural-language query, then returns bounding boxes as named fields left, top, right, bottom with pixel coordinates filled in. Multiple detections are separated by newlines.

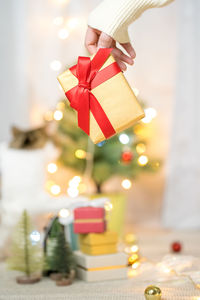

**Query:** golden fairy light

left=121, top=179, right=132, bottom=190
left=44, top=111, right=53, bottom=122
left=56, top=101, right=65, bottom=110
left=50, top=184, right=61, bottom=196
left=142, top=107, right=157, bottom=124
left=132, top=261, right=140, bottom=269
left=53, top=110, right=63, bottom=121
left=47, top=162, right=58, bottom=174
left=67, top=187, right=79, bottom=198
left=59, top=208, right=70, bottom=218
left=104, top=202, right=113, bottom=212
left=75, top=149, right=86, bottom=159
left=45, top=180, right=55, bottom=190
left=78, top=182, right=87, bottom=193
left=124, top=233, right=137, bottom=245
left=136, top=143, right=146, bottom=154
left=138, top=155, right=148, bottom=166
left=131, top=245, right=139, bottom=253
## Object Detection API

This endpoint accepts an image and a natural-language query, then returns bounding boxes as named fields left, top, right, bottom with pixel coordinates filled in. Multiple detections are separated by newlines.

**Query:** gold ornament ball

left=144, top=285, right=162, bottom=300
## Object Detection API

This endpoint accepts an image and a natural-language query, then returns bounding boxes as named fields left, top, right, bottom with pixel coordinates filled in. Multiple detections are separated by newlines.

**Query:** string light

left=119, top=133, right=130, bottom=145
left=75, top=149, right=86, bottom=159
left=58, top=28, right=69, bottom=39
left=71, top=176, right=81, bottom=184
left=142, top=107, right=157, bottom=124
left=146, top=107, right=157, bottom=119
left=50, top=184, right=61, bottom=196
left=131, top=245, right=139, bottom=253
left=30, top=231, right=40, bottom=244
left=138, top=155, right=149, bottom=166
left=67, top=186, right=79, bottom=198
left=53, top=16, right=64, bottom=26
left=124, top=233, right=137, bottom=245
left=59, top=208, right=70, bottom=218
left=121, top=179, right=132, bottom=190
left=104, top=202, right=113, bottom=212
left=56, top=101, right=65, bottom=110
left=50, top=60, right=62, bottom=71
left=47, top=162, right=58, bottom=174
left=132, top=262, right=140, bottom=269
left=44, top=111, right=53, bottom=122
left=67, top=17, right=79, bottom=30
left=53, top=110, right=63, bottom=121
left=136, top=143, right=146, bottom=155
left=78, top=183, right=87, bottom=193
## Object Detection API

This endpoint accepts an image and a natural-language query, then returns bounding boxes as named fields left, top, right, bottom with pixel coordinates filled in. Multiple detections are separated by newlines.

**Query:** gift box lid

left=79, top=231, right=118, bottom=246
left=74, top=207, right=105, bottom=220
left=74, top=251, right=127, bottom=269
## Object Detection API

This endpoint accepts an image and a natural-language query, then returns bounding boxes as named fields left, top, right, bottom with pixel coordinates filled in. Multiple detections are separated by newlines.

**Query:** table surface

left=1, top=229, right=200, bottom=300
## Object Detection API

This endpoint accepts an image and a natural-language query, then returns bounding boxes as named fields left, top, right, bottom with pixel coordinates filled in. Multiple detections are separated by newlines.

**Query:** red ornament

left=121, top=151, right=133, bottom=163
left=171, top=241, right=182, bottom=253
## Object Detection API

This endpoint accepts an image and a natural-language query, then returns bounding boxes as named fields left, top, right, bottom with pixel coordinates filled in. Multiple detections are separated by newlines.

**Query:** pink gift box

left=74, top=207, right=106, bottom=234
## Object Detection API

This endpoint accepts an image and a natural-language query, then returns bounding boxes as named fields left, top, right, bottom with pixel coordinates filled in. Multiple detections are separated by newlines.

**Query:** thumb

left=98, top=32, right=113, bottom=49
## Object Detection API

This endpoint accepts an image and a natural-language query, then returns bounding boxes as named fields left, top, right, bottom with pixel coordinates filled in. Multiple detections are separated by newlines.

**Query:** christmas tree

left=55, top=100, right=160, bottom=193
left=7, top=210, right=42, bottom=283
left=50, top=231, right=76, bottom=278
left=44, top=217, right=64, bottom=273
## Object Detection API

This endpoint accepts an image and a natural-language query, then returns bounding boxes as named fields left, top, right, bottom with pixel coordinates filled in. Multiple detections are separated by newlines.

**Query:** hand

left=85, top=26, right=136, bottom=71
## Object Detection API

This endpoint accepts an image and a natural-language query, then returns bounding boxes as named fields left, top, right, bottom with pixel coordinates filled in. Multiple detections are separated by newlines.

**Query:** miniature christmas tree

left=50, top=231, right=76, bottom=285
left=44, top=217, right=64, bottom=273
left=56, top=101, right=160, bottom=193
left=7, top=210, right=42, bottom=284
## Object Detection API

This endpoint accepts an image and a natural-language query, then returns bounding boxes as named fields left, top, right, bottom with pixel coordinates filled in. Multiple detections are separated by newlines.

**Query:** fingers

left=120, top=42, right=136, bottom=59
left=97, top=32, right=113, bottom=49
left=112, top=48, right=134, bottom=65
left=85, top=27, right=99, bottom=54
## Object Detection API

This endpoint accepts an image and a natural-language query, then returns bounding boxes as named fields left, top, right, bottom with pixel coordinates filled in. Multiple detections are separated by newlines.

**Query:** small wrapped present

left=74, top=207, right=106, bottom=234
left=74, top=251, right=128, bottom=282
left=57, top=48, right=144, bottom=144
left=79, top=231, right=118, bottom=255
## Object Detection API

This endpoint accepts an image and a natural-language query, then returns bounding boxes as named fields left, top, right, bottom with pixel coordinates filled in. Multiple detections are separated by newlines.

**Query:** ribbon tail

left=90, top=93, right=116, bottom=139
left=77, top=90, right=90, bottom=135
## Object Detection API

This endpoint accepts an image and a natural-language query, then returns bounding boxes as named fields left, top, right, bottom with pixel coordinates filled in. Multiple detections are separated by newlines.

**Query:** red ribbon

left=65, top=48, right=121, bottom=139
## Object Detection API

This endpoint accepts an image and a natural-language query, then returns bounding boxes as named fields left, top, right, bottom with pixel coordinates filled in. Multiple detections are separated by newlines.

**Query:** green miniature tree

left=50, top=231, right=76, bottom=278
left=57, top=101, right=160, bottom=193
left=7, top=210, right=42, bottom=284
left=45, top=218, right=64, bottom=273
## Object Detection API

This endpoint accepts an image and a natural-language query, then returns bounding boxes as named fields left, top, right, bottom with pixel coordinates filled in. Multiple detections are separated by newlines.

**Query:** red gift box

left=74, top=207, right=106, bottom=234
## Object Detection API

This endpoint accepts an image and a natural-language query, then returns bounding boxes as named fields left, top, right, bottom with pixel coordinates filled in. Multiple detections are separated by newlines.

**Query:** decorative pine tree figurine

left=7, top=210, right=42, bottom=284
left=50, top=231, right=76, bottom=286
left=44, top=217, right=64, bottom=276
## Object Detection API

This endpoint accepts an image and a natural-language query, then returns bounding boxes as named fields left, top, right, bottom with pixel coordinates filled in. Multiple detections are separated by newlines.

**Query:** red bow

left=65, top=48, right=121, bottom=139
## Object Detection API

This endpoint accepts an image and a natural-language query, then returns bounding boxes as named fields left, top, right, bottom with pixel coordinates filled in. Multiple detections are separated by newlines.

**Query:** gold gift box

left=57, top=54, right=144, bottom=144
left=79, top=231, right=118, bottom=256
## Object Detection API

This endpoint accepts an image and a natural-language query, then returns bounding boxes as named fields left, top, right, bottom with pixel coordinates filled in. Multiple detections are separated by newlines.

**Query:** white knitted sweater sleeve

left=88, top=0, right=174, bottom=43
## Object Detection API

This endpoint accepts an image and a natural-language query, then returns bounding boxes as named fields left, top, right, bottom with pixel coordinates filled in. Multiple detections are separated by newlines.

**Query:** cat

left=10, top=126, right=48, bottom=150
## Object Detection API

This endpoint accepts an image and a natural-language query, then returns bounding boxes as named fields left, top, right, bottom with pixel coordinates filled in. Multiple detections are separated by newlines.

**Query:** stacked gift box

left=73, top=206, right=128, bottom=282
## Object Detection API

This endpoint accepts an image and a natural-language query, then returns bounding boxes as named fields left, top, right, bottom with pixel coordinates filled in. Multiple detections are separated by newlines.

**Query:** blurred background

left=0, top=0, right=200, bottom=250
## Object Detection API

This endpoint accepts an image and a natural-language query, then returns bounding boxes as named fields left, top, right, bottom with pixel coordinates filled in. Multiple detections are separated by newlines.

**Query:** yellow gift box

left=57, top=49, right=144, bottom=144
left=79, top=231, right=118, bottom=256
